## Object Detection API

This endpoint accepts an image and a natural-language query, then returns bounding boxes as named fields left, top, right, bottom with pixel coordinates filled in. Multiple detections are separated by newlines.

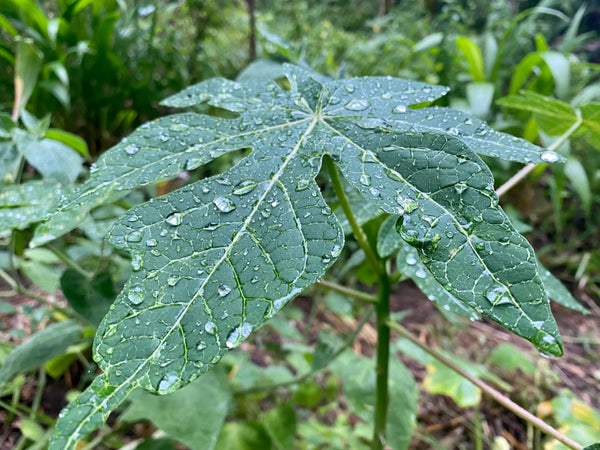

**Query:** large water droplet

left=406, top=255, right=417, bottom=266
left=344, top=99, right=370, bottom=111
left=146, top=238, right=158, bottom=247
left=196, top=341, right=207, bottom=350
left=214, top=197, right=236, bottom=213
left=166, top=212, right=183, bottom=226
left=157, top=372, right=181, bottom=394
left=415, top=268, right=427, bottom=279
left=233, top=180, right=257, bottom=195
left=126, top=231, right=143, bottom=243
left=359, top=174, right=371, bottom=186
left=296, top=179, right=310, bottom=191
left=393, top=104, right=407, bottom=113
left=125, top=144, right=139, bottom=155
left=225, top=322, right=253, bottom=349
left=186, top=157, right=203, bottom=170
left=540, top=151, right=559, bottom=162
left=218, top=284, right=231, bottom=297
left=169, top=123, right=189, bottom=132
left=127, top=285, right=144, bottom=305
left=204, top=321, right=216, bottom=334
left=167, top=275, right=180, bottom=286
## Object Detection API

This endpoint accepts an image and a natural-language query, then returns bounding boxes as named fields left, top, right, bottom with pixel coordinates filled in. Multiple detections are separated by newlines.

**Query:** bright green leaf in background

left=48, top=65, right=564, bottom=448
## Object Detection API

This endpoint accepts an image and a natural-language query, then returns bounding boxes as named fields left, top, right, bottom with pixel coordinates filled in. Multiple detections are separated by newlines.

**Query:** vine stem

left=323, top=155, right=391, bottom=448
left=496, top=115, right=583, bottom=198
left=387, top=320, right=583, bottom=450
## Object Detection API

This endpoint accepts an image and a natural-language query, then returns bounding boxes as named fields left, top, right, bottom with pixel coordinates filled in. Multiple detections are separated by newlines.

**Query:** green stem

left=323, top=154, right=392, bottom=448
left=387, top=321, right=583, bottom=450
left=323, top=155, right=384, bottom=276
left=372, top=273, right=391, bottom=449
left=47, top=244, right=91, bottom=279
left=317, top=280, right=378, bottom=304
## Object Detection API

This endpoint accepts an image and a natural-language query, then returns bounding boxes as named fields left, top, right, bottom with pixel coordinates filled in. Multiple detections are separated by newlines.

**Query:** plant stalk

left=323, top=154, right=391, bottom=448
left=372, top=273, right=391, bottom=449
left=387, top=320, right=583, bottom=450
left=323, top=155, right=384, bottom=276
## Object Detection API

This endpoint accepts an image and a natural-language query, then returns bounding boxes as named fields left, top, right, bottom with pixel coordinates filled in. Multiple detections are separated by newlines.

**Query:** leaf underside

left=49, top=64, right=562, bottom=448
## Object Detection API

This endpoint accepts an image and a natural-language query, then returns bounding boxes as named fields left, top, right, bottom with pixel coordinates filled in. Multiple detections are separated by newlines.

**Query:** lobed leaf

left=50, top=64, right=563, bottom=447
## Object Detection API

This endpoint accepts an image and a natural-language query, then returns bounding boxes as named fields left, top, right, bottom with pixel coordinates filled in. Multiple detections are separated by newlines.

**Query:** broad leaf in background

left=0, top=320, right=85, bottom=385
left=543, top=392, right=600, bottom=450
left=0, top=180, right=69, bottom=236
left=49, top=64, right=563, bottom=448
left=331, top=350, right=418, bottom=450
left=121, top=368, right=231, bottom=450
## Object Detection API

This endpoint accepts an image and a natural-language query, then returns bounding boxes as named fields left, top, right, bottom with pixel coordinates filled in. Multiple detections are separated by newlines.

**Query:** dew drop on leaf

left=127, top=285, right=144, bottom=305
left=125, top=231, right=143, bottom=243
left=204, top=321, right=216, bottom=334
left=359, top=174, right=371, bottom=186
left=225, top=322, right=253, bottom=349
left=214, top=197, right=236, bottom=213
left=415, top=268, right=427, bottom=279
left=233, top=180, right=257, bottom=195
left=393, top=105, right=407, bottom=113
left=146, top=238, right=158, bottom=247
left=406, top=255, right=417, bottom=266
left=125, top=144, right=139, bottom=155
left=296, top=179, right=310, bottom=191
left=218, top=284, right=231, bottom=297
left=167, top=275, right=179, bottom=286
left=196, top=341, right=207, bottom=350
left=344, top=99, right=370, bottom=111
left=166, top=212, right=183, bottom=225
left=157, top=372, right=181, bottom=394
left=540, top=151, right=559, bottom=162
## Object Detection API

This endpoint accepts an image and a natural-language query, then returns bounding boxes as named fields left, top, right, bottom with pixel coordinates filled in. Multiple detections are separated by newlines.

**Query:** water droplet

left=166, top=212, right=183, bottom=226
left=167, top=275, right=179, bottom=286
left=225, top=322, right=253, bottom=349
left=131, top=254, right=143, bottom=271
left=359, top=174, right=371, bottom=186
left=331, top=244, right=342, bottom=257
left=126, top=231, right=143, bottom=243
left=186, top=157, right=203, bottom=170
left=125, top=144, right=139, bottom=155
left=344, top=99, right=370, bottom=111
left=474, top=126, right=488, bottom=136
left=540, top=151, right=559, bottom=162
left=204, top=321, right=216, bottom=334
left=146, top=238, right=158, bottom=247
left=406, top=255, right=417, bottom=266
left=344, top=83, right=355, bottom=93
left=393, top=104, right=407, bottom=113
left=415, top=268, right=427, bottom=279
left=233, top=180, right=257, bottom=195
left=211, top=355, right=221, bottom=364
left=127, top=285, right=144, bottom=305
left=422, top=86, right=432, bottom=94
left=214, top=197, right=236, bottom=213
left=196, top=341, right=207, bottom=350
left=218, top=284, right=231, bottom=297
left=464, top=118, right=473, bottom=125
left=169, top=123, right=189, bottom=132
left=157, top=372, right=181, bottom=394
left=296, top=179, right=310, bottom=191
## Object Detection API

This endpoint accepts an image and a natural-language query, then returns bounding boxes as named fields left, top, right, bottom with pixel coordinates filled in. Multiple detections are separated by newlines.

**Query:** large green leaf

left=49, top=65, right=562, bottom=448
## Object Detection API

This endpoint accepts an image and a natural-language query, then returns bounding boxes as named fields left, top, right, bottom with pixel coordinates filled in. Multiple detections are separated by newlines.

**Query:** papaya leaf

left=49, top=64, right=562, bottom=448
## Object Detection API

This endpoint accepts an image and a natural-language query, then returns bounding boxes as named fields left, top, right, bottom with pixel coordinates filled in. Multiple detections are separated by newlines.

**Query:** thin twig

left=317, top=280, right=378, bottom=304
left=496, top=115, right=583, bottom=198
left=387, top=320, right=583, bottom=450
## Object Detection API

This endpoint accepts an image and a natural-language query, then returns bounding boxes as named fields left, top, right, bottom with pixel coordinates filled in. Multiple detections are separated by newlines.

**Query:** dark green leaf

left=60, top=270, right=117, bottom=326
left=49, top=65, right=562, bottom=447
